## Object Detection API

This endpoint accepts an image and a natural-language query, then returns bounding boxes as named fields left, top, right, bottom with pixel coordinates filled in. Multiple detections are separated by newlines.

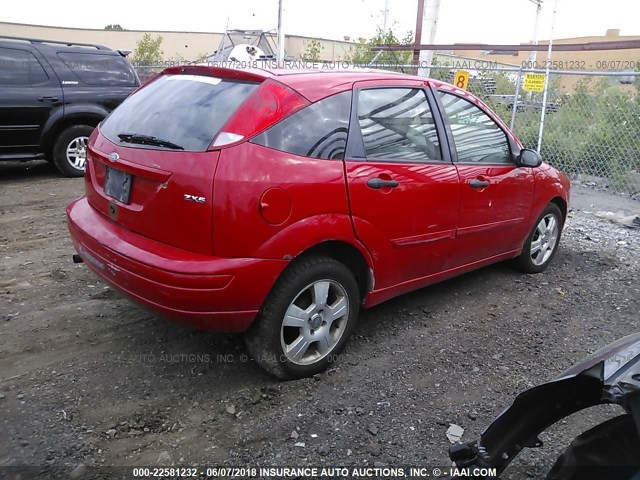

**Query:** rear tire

left=52, top=125, right=94, bottom=177
left=514, top=203, right=563, bottom=273
left=245, top=256, right=360, bottom=380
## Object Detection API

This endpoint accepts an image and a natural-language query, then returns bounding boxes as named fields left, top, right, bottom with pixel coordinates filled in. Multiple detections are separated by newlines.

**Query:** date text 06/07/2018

left=133, top=466, right=499, bottom=478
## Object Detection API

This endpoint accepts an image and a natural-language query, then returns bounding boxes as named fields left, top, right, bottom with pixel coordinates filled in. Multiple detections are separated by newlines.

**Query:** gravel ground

left=1, top=160, right=639, bottom=479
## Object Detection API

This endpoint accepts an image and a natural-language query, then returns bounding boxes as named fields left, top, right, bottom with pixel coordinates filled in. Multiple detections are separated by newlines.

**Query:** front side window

left=439, top=91, right=511, bottom=164
left=0, top=47, right=49, bottom=86
left=252, top=91, right=351, bottom=160
left=357, top=88, right=442, bottom=163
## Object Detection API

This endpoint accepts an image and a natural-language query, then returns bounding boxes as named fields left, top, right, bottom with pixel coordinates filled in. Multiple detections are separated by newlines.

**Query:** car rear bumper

left=66, top=197, right=288, bottom=332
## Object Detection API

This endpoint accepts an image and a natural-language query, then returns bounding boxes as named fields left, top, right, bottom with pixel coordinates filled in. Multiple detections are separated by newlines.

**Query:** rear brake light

left=86, top=147, right=96, bottom=167
left=210, top=79, right=309, bottom=148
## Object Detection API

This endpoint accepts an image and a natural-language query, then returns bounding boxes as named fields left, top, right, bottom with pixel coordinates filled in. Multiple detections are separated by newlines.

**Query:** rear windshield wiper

left=117, top=133, right=184, bottom=150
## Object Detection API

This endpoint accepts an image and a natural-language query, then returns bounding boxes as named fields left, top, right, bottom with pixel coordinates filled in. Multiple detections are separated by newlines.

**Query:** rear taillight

left=211, top=79, right=309, bottom=148
left=85, top=147, right=96, bottom=172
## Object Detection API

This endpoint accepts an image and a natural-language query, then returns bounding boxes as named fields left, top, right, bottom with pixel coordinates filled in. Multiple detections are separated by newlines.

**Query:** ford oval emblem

left=108, top=152, right=119, bottom=162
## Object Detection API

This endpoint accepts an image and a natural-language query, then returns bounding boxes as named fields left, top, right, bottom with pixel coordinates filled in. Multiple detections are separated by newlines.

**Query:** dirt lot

left=1, top=160, right=639, bottom=479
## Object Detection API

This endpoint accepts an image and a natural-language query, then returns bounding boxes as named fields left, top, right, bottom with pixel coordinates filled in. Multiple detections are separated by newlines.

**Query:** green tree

left=350, top=28, right=414, bottom=72
left=104, top=24, right=124, bottom=31
left=194, top=52, right=210, bottom=63
left=510, top=73, right=640, bottom=189
left=301, top=39, right=323, bottom=62
left=426, top=57, right=454, bottom=82
left=168, top=53, right=186, bottom=64
left=131, top=34, right=164, bottom=66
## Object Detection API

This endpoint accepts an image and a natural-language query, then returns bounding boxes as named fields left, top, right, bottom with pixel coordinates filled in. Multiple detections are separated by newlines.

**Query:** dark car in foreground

left=450, top=332, right=640, bottom=479
left=0, top=36, right=139, bottom=176
left=67, top=66, right=570, bottom=379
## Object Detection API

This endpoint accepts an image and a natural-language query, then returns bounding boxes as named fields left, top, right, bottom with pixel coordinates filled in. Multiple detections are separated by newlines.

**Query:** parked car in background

left=0, top=36, right=139, bottom=176
left=67, top=66, right=570, bottom=379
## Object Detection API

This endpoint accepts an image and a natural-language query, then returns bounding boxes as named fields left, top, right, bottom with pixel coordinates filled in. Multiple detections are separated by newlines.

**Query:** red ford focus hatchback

left=67, top=66, right=570, bottom=379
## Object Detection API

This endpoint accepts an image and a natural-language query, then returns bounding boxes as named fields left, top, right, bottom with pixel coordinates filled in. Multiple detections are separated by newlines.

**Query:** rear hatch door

left=85, top=70, right=261, bottom=255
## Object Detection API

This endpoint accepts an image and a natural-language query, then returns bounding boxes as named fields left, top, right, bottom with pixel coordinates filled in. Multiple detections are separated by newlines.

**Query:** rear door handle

left=469, top=179, right=490, bottom=189
left=38, top=96, right=59, bottom=102
left=367, top=178, right=399, bottom=189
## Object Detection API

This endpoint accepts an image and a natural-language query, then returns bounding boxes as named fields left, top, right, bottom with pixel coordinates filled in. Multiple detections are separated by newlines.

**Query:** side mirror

left=516, top=148, right=542, bottom=168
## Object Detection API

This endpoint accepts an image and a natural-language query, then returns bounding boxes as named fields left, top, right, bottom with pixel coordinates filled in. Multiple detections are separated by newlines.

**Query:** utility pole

left=412, top=0, right=424, bottom=74
left=527, top=0, right=543, bottom=66
left=277, top=0, right=285, bottom=67
left=525, top=0, right=543, bottom=102
left=382, top=0, right=390, bottom=33
left=537, top=0, right=558, bottom=153
left=415, top=0, right=441, bottom=77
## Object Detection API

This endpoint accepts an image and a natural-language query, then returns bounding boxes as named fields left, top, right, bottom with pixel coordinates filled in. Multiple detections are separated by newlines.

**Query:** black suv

left=0, top=36, right=140, bottom=176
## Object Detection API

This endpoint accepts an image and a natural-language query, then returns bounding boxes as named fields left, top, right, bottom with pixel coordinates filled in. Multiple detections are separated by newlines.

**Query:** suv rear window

left=100, top=74, right=259, bottom=152
left=57, top=52, right=137, bottom=86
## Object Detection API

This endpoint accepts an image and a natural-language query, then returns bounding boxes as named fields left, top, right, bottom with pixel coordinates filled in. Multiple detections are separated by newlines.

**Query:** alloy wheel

left=66, top=136, right=89, bottom=171
left=280, top=279, right=350, bottom=365
left=530, top=213, right=559, bottom=266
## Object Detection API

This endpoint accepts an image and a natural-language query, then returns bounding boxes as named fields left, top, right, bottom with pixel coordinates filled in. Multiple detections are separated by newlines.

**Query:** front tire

left=52, top=125, right=94, bottom=177
left=515, top=203, right=563, bottom=273
left=245, top=256, right=360, bottom=380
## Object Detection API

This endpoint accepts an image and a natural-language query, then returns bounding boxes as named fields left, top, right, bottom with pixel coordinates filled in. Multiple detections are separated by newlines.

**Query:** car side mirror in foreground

left=516, top=148, right=543, bottom=168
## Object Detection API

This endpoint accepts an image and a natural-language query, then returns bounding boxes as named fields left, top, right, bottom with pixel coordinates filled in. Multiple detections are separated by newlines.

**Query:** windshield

left=100, top=74, right=259, bottom=151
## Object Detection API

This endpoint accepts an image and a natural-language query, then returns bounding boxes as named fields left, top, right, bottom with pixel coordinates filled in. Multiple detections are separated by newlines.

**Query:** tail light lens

left=211, top=79, right=309, bottom=148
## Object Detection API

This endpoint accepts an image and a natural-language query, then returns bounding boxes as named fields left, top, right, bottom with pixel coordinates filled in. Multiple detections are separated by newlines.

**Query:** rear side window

left=0, top=47, right=49, bottom=86
left=252, top=91, right=351, bottom=160
left=357, top=88, right=442, bottom=162
left=100, top=74, right=259, bottom=151
left=57, top=52, right=137, bottom=86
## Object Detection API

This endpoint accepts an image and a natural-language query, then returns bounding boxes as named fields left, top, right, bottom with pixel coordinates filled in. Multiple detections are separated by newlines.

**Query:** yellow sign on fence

left=453, top=70, right=470, bottom=90
left=523, top=73, right=546, bottom=92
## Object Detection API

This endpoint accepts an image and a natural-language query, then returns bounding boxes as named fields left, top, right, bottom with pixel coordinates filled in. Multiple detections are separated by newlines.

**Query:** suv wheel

left=53, top=125, right=94, bottom=177
left=245, top=256, right=360, bottom=380
left=514, top=203, right=563, bottom=273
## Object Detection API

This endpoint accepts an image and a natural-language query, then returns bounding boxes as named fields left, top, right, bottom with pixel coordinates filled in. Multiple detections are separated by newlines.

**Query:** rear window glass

left=100, top=75, right=259, bottom=152
left=252, top=91, right=352, bottom=160
left=57, top=52, right=137, bottom=86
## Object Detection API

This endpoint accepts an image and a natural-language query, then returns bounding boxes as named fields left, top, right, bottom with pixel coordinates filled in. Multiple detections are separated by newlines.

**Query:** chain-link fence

left=426, top=65, right=640, bottom=196
left=133, top=62, right=640, bottom=196
left=135, top=65, right=164, bottom=84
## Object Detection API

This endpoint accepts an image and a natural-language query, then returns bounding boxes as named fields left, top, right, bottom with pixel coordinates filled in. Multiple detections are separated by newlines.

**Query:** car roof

left=255, top=68, right=428, bottom=101
left=164, top=65, right=477, bottom=105
left=179, top=66, right=457, bottom=102
left=159, top=64, right=517, bottom=144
